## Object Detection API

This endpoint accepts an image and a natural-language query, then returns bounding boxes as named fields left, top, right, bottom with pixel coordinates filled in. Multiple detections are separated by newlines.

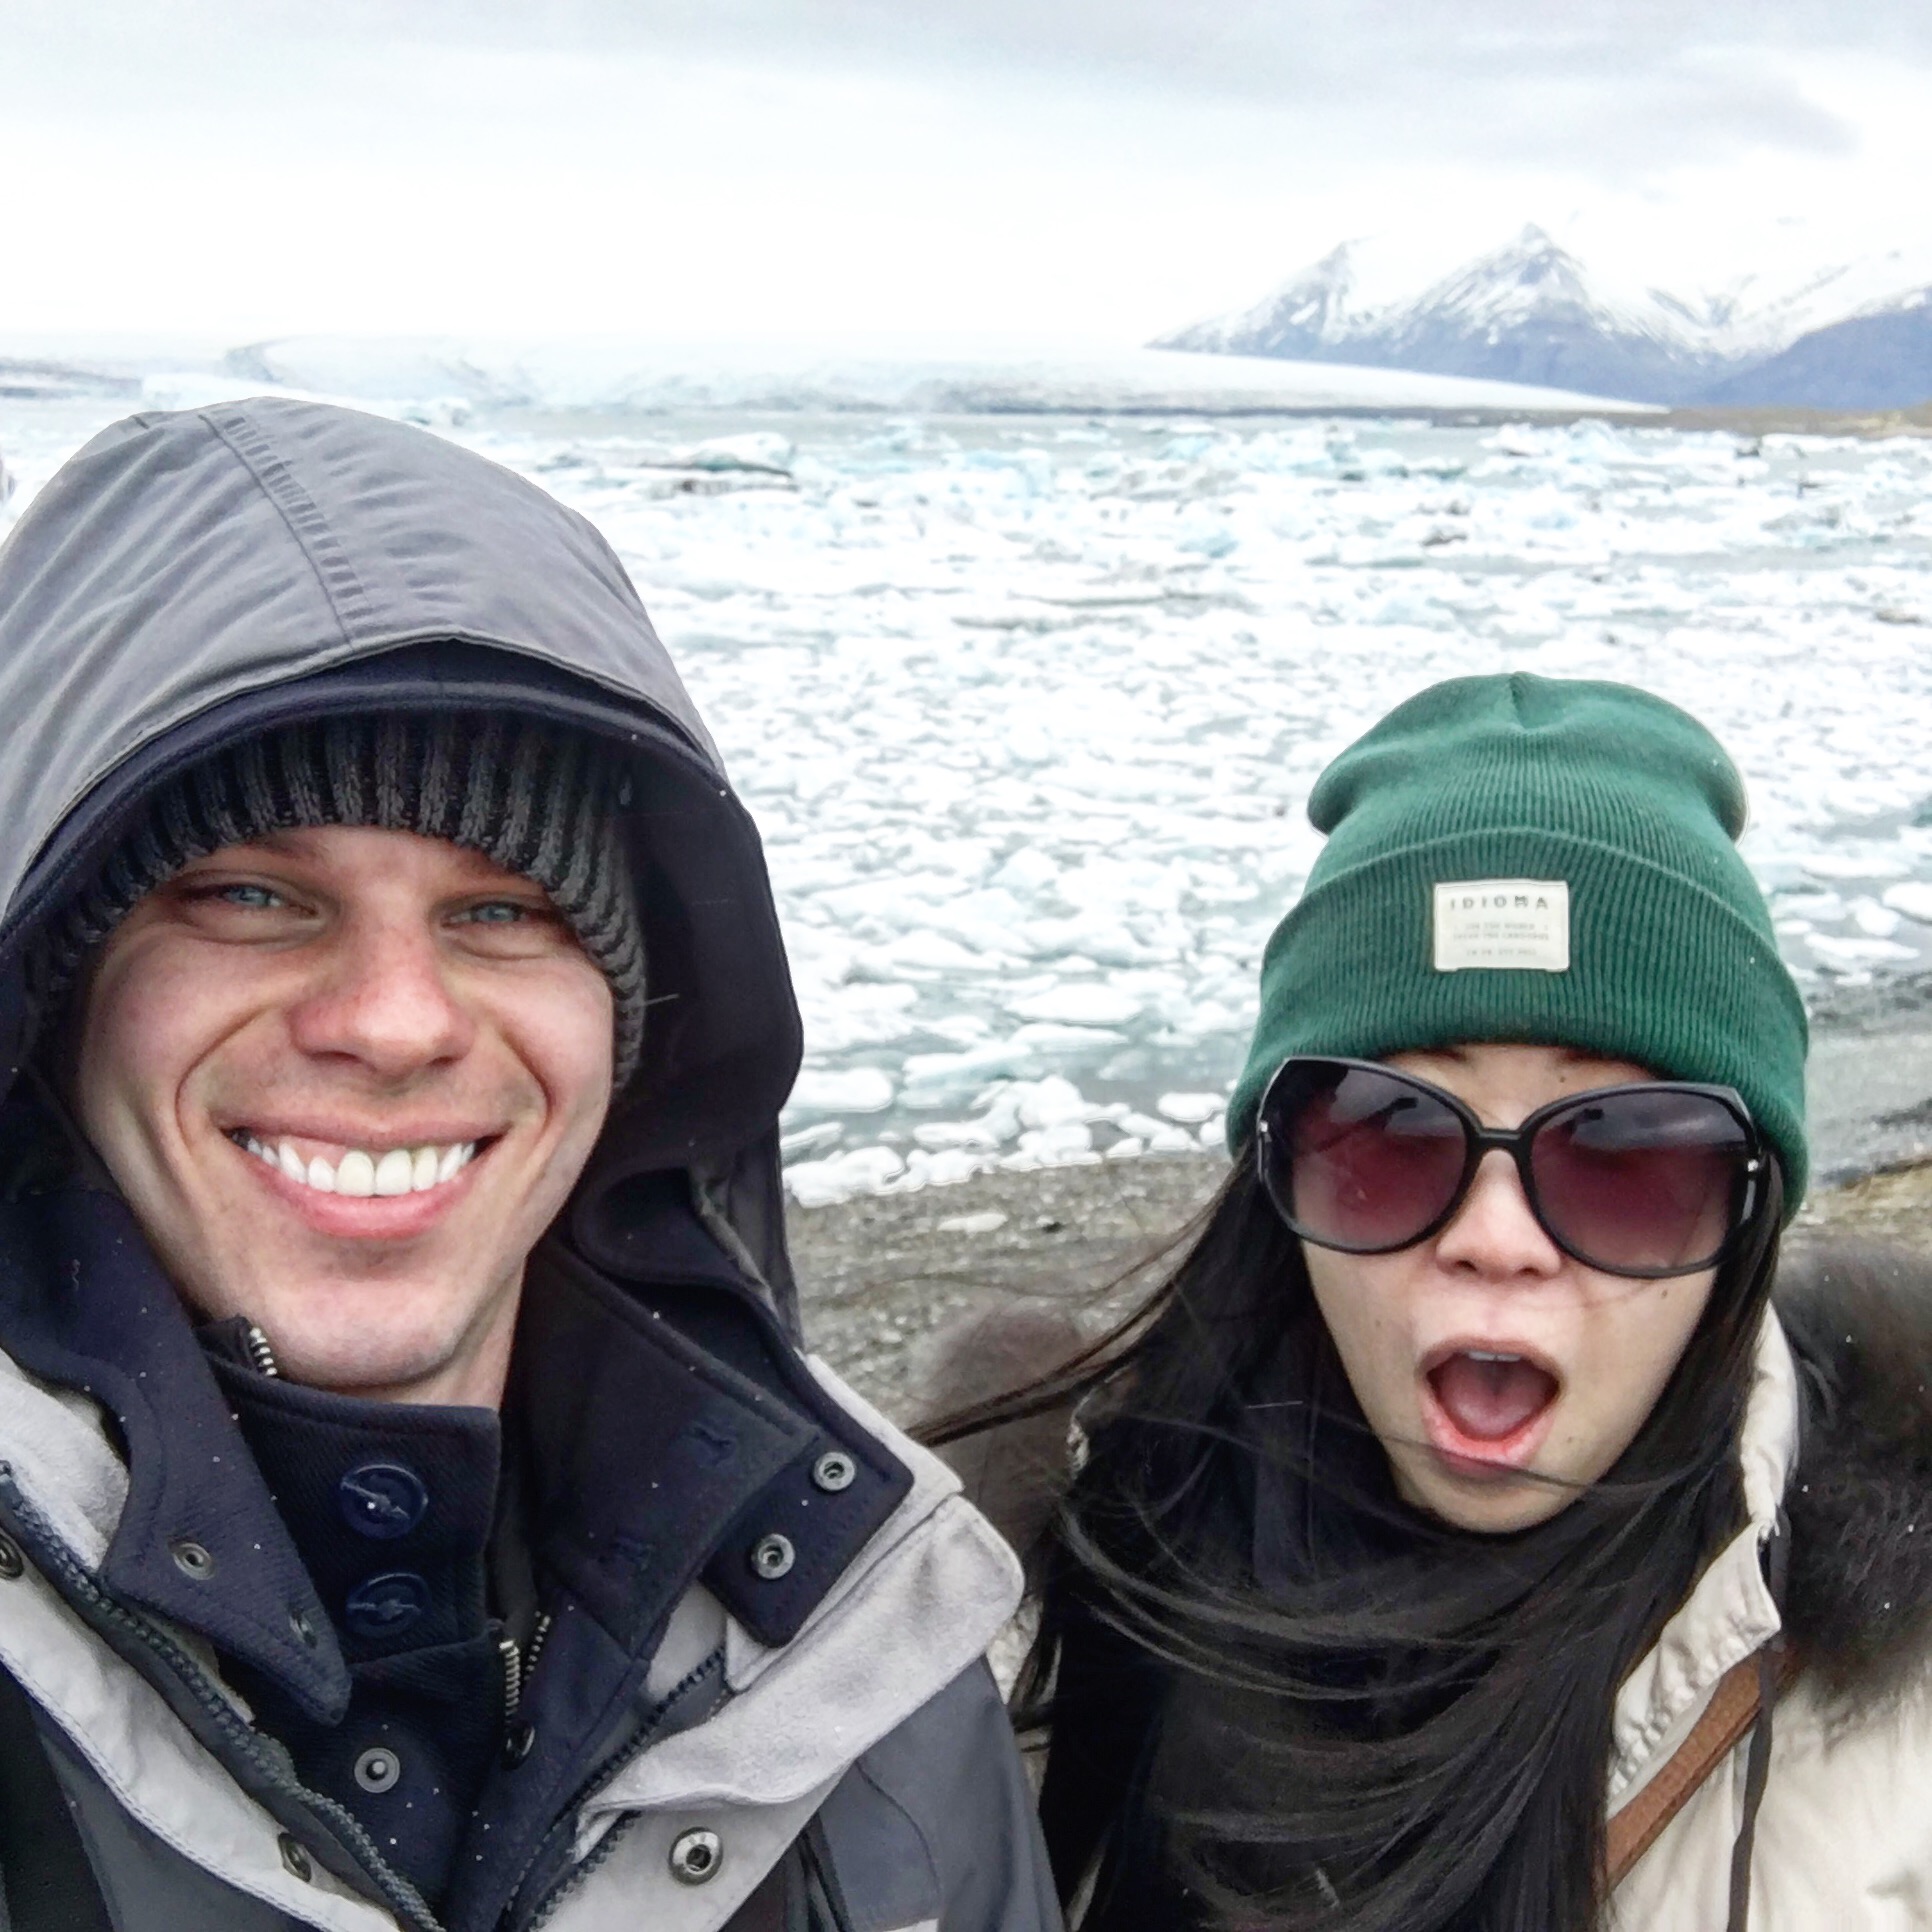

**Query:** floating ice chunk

left=1805, top=932, right=1918, bottom=968
left=1106, top=1136, right=1146, bottom=1160
left=1017, top=1122, right=1100, bottom=1164
left=800, top=984, right=921, bottom=1050
left=1020, top=918, right=1154, bottom=967
left=1009, top=985, right=1143, bottom=1027
left=780, top=1122, right=843, bottom=1160
left=678, top=432, right=795, bottom=475
left=1006, top=721, right=1057, bottom=766
left=785, top=1145, right=906, bottom=1207
left=1010, top=1022, right=1129, bottom=1052
left=1804, top=851, right=1912, bottom=881
left=1883, top=883, right=1932, bottom=925
left=993, top=847, right=1061, bottom=896
left=788, top=1067, right=896, bottom=1115
left=1157, top=1092, right=1226, bottom=1125
left=1198, top=1113, right=1228, bottom=1150
left=908, top=1119, right=992, bottom=1151
left=1145, top=1125, right=1201, bottom=1154
left=1177, top=524, right=1237, bottom=559
left=883, top=930, right=993, bottom=973
left=937, top=1210, right=1009, bottom=1235
left=903, top=1148, right=992, bottom=1190
left=1851, top=898, right=1902, bottom=938
left=1015, top=1076, right=1100, bottom=1130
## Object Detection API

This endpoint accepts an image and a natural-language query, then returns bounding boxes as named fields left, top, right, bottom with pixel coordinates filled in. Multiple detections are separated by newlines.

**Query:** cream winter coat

left=1610, top=1250, right=1932, bottom=1929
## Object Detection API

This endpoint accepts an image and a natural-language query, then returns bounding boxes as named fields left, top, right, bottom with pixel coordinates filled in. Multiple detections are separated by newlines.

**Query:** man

left=0, top=399, right=1056, bottom=1931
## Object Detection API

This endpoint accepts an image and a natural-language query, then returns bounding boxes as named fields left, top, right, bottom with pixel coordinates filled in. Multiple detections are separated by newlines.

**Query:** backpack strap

left=1605, top=1644, right=1795, bottom=1890
left=0, top=1663, right=116, bottom=1931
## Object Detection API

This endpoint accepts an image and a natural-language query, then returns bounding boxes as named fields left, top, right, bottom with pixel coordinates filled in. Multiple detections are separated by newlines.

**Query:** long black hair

left=952, top=1147, right=1785, bottom=1932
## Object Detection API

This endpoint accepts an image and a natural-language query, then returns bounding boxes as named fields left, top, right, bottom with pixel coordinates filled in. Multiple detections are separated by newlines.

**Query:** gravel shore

left=790, top=1155, right=1224, bottom=1415
left=792, top=1154, right=1932, bottom=1421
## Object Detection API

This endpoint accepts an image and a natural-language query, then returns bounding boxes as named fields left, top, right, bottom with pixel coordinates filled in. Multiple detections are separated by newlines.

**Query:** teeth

left=373, top=1149, right=415, bottom=1196
left=241, top=1133, right=479, bottom=1198
left=1465, top=1350, right=1521, bottom=1364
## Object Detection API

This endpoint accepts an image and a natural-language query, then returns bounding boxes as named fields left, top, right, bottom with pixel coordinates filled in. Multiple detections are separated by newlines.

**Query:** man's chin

left=214, top=1274, right=521, bottom=1406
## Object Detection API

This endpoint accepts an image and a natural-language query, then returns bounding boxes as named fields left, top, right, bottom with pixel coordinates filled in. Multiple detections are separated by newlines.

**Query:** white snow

left=1163, top=225, right=1932, bottom=376
left=5, top=384, right=1931, bottom=1207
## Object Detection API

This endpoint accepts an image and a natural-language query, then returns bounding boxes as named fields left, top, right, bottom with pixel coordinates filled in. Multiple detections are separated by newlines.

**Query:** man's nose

left=1431, top=1149, right=1564, bottom=1278
left=285, top=912, right=475, bottom=1079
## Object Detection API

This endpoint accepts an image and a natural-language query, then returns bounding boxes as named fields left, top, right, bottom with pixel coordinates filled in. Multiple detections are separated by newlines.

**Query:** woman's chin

left=1392, top=1445, right=1576, bottom=1535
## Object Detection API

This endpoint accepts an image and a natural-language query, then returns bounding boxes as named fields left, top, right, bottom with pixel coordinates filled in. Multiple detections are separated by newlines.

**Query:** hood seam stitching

left=200, top=407, right=373, bottom=643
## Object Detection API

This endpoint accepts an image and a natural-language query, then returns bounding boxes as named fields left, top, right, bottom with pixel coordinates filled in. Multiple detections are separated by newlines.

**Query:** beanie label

left=1433, top=880, right=1571, bottom=973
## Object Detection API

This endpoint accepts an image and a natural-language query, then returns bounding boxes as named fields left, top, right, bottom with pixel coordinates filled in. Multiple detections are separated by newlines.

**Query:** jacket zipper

left=244, top=1322, right=281, bottom=1378
left=0, top=1467, right=442, bottom=1932
left=500, top=1612, right=552, bottom=1723
left=511, top=1650, right=727, bottom=1932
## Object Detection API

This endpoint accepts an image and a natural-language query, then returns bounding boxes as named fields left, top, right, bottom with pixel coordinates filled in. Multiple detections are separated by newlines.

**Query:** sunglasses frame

left=1253, top=1055, right=1768, bottom=1280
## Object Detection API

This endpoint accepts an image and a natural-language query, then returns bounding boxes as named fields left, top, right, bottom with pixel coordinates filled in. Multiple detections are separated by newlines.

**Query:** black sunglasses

left=1254, top=1056, right=1767, bottom=1280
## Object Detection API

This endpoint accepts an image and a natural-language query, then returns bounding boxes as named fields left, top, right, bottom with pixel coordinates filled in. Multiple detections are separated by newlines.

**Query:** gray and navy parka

left=0, top=399, right=1059, bottom=1932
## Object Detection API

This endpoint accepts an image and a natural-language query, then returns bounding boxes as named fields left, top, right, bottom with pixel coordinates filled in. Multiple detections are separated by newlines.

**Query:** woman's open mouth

left=1420, top=1345, right=1562, bottom=1475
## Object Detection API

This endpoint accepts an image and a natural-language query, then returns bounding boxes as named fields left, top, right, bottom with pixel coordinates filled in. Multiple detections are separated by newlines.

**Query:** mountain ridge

left=1158, top=227, right=1932, bottom=408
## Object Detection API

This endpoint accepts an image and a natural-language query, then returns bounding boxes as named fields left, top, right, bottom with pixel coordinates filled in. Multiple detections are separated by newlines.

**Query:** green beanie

left=1227, top=674, right=1809, bottom=1210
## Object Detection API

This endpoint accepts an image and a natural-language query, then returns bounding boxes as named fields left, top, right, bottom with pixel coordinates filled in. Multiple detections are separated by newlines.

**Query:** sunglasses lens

left=1265, top=1062, right=1469, bottom=1252
left=1529, top=1090, right=1749, bottom=1274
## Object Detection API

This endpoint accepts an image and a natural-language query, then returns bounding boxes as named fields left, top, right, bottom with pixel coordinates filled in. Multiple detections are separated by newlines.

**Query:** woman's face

left=1301, top=1042, right=1718, bottom=1534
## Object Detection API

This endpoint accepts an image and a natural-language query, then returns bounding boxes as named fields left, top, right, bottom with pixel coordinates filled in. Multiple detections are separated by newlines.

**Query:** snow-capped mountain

left=1698, top=287, right=1932, bottom=409
left=1158, top=228, right=1932, bottom=408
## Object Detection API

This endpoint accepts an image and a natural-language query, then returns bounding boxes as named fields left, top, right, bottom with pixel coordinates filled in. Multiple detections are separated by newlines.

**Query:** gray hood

left=0, top=397, right=803, bottom=1315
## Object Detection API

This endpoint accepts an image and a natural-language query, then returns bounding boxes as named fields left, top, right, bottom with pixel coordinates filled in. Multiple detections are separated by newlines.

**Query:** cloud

left=9, top=0, right=1885, bottom=178
left=2, top=0, right=1923, bottom=339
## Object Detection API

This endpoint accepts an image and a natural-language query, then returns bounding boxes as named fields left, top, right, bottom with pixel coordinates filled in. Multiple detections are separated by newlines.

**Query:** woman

left=968, top=674, right=1932, bottom=1931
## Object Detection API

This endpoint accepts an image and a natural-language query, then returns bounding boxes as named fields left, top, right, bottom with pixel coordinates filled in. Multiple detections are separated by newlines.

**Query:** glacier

left=3, top=384, right=1930, bottom=1203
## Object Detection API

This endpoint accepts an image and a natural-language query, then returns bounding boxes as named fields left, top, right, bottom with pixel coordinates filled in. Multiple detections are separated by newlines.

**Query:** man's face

left=73, top=825, right=615, bottom=1406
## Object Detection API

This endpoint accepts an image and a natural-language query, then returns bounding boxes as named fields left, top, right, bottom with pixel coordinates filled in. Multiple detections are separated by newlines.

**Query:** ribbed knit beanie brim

left=31, top=715, right=646, bottom=1087
left=1227, top=674, right=1810, bottom=1208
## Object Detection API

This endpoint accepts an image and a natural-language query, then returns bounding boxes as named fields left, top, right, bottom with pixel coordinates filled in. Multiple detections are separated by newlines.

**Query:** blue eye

left=216, top=883, right=283, bottom=909
left=458, top=902, right=531, bottom=925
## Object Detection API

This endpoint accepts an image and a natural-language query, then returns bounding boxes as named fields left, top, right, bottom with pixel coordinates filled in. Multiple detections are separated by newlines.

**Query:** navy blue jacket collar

left=0, top=1166, right=909, bottom=1717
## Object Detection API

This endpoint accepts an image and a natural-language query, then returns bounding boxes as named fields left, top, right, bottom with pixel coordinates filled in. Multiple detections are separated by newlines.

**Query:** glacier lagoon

left=5, top=394, right=1931, bottom=1203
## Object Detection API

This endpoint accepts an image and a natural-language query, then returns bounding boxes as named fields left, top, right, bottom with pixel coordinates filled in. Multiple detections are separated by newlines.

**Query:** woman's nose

left=1431, top=1150, right=1565, bottom=1278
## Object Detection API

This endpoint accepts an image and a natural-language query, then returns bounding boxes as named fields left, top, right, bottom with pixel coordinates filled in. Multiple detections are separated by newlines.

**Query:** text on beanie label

left=1433, top=880, right=1571, bottom=972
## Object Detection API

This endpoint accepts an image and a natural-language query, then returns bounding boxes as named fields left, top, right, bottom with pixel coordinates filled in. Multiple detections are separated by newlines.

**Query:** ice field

left=6, top=393, right=1932, bottom=1203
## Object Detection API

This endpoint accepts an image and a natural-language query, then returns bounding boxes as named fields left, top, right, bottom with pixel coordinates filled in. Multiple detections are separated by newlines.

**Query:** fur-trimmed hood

left=1776, top=1237, right=1932, bottom=1708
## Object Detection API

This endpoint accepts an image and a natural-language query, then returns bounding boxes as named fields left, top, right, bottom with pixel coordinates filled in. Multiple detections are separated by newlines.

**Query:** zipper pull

left=498, top=1633, right=523, bottom=1722
left=524, top=1611, right=553, bottom=1684
left=243, top=1323, right=280, bottom=1378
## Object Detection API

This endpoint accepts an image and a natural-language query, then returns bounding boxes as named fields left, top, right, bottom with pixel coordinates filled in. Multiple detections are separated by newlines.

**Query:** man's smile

left=225, top=1127, right=486, bottom=1196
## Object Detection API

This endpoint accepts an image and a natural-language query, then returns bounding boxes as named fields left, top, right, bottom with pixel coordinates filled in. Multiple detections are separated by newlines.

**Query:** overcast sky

left=9, top=0, right=1932, bottom=344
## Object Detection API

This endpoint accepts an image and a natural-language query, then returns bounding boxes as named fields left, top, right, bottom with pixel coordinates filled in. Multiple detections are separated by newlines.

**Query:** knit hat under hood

left=1227, top=673, right=1810, bottom=1208
left=30, top=712, right=647, bottom=1088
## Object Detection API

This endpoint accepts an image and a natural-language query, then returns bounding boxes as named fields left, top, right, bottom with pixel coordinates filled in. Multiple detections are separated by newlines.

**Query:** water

left=6, top=396, right=1931, bottom=1201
